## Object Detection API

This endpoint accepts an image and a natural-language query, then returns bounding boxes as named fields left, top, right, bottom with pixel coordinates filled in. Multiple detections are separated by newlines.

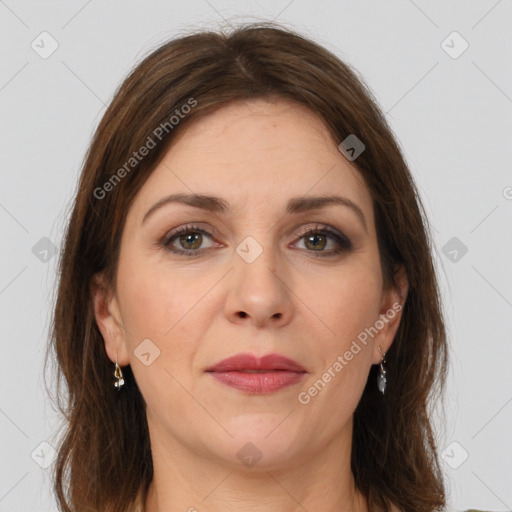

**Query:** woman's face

left=93, top=98, right=406, bottom=470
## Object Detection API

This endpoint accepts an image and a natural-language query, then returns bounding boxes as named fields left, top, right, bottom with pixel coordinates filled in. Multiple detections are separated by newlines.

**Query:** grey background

left=1, top=1, right=511, bottom=511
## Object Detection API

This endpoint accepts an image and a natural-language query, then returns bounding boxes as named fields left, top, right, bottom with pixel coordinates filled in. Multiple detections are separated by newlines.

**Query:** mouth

left=205, top=353, right=307, bottom=394
left=235, top=369, right=284, bottom=373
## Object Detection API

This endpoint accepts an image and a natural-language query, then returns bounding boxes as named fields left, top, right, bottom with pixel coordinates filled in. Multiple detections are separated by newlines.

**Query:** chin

left=212, top=418, right=306, bottom=470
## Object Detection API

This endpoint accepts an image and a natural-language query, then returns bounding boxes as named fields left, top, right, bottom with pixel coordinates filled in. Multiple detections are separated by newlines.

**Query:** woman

left=46, top=21, right=478, bottom=512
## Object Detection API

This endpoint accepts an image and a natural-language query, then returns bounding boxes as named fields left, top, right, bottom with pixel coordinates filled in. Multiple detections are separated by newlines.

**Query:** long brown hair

left=46, top=21, right=448, bottom=512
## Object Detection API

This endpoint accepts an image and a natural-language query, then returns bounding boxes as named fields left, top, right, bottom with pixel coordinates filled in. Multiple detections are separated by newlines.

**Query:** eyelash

left=160, top=223, right=352, bottom=258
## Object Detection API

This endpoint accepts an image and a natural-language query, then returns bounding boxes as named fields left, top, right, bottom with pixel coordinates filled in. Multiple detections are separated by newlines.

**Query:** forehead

left=171, top=98, right=351, bottom=166
left=129, top=98, right=372, bottom=221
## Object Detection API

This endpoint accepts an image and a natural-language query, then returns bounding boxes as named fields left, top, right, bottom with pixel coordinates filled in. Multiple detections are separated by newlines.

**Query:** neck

left=142, top=418, right=368, bottom=512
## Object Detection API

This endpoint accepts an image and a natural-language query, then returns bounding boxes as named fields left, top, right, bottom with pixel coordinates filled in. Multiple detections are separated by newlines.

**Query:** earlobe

left=90, top=273, right=130, bottom=366
left=374, top=265, right=409, bottom=364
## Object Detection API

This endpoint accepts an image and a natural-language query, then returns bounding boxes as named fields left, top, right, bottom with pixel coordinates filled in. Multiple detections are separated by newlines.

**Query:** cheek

left=117, top=257, right=209, bottom=341
left=332, top=290, right=381, bottom=344
left=116, top=258, right=219, bottom=399
left=298, top=278, right=379, bottom=422
left=296, top=265, right=382, bottom=346
left=116, top=262, right=208, bottom=407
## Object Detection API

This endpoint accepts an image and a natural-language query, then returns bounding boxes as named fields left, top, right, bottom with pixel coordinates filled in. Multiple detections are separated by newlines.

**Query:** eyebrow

left=142, top=193, right=367, bottom=232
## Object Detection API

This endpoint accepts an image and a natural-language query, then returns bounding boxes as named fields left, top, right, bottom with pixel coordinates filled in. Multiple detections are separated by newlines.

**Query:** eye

left=161, top=224, right=217, bottom=256
left=292, top=224, right=352, bottom=257
left=160, top=223, right=352, bottom=258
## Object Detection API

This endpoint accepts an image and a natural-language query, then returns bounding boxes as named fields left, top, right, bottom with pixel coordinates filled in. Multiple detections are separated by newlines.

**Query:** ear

left=90, top=273, right=130, bottom=366
left=372, top=264, right=408, bottom=365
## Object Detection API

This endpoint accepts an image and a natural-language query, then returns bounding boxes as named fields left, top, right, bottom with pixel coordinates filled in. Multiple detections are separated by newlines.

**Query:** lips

left=205, top=353, right=306, bottom=394
left=205, top=353, right=306, bottom=373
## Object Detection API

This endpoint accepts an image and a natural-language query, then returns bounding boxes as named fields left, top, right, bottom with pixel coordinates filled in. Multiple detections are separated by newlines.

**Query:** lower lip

left=207, top=371, right=306, bottom=393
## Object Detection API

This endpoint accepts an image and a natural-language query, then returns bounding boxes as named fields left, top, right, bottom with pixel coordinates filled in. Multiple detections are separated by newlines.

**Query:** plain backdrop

left=0, top=1, right=511, bottom=511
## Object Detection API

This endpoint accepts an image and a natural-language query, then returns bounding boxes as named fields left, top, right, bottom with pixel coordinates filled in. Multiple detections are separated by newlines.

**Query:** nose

left=224, top=241, right=294, bottom=329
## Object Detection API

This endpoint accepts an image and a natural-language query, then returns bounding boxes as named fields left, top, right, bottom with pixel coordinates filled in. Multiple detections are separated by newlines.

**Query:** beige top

left=130, top=495, right=489, bottom=512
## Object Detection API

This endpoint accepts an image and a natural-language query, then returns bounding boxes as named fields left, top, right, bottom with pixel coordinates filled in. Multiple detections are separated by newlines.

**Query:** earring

left=377, top=345, right=387, bottom=395
left=114, top=354, right=125, bottom=390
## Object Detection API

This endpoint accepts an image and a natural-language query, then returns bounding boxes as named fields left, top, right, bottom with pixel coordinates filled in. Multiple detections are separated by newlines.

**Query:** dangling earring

left=377, top=345, right=387, bottom=395
left=114, top=354, right=125, bottom=390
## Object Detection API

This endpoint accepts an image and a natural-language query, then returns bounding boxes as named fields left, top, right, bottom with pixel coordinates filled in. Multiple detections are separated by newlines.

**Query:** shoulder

left=442, top=508, right=498, bottom=512
left=394, top=506, right=496, bottom=512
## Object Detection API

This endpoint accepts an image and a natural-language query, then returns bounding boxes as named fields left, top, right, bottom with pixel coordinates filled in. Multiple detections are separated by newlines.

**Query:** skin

left=92, top=98, right=408, bottom=512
